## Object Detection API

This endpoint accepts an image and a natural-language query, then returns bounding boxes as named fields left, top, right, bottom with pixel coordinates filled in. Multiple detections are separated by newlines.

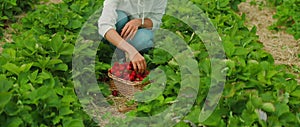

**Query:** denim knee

left=102, top=10, right=128, bottom=48
left=116, top=10, right=128, bottom=33
left=128, top=29, right=154, bottom=52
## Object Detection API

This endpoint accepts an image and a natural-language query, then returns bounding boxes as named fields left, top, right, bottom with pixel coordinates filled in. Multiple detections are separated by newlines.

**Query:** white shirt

left=98, top=0, right=167, bottom=37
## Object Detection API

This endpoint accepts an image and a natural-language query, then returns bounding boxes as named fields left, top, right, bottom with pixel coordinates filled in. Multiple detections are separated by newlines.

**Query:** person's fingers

left=139, top=62, right=144, bottom=73
left=130, top=28, right=138, bottom=40
left=130, top=53, right=147, bottom=73
left=122, top=25, right=133, bottom=39
left=138, top=58, right=146, bottom=73
left=121, top=24, right=129, bottom=37
left=126, top=27, right=137, bottom=41
left=125, top=30, right=132, bottom=41
left=132, top=61, right=138, bottom=72
left=137, top=63, right=142, bottom=73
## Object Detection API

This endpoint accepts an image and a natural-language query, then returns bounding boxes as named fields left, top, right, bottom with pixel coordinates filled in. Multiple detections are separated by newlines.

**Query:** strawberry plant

left=268, top=0, right=300, bottom=39
left=0, top=0, right=105, bottom=126
left=0, top=0, right=40, bottom=37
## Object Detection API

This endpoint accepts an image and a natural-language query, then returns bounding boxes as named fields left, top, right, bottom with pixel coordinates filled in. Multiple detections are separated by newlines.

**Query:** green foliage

left=110, top=0, right=299, bottom=126
left=268, top=0, right=300, bottom=39
left=0, top=0, right=105, bottom=126
left=266, top=0, right=283, bottom=6
left=0, top=0, right=40, bottom=37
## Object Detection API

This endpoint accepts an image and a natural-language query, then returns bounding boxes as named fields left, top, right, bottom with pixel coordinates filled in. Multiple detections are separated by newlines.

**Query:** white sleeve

left=98, top=0, right=119, bottom=38
left=149, top=0, right=167, bottom=29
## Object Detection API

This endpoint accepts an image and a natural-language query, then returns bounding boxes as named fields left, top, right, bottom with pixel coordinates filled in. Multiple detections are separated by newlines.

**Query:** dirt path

left=238, top=0, right=299, bottom=81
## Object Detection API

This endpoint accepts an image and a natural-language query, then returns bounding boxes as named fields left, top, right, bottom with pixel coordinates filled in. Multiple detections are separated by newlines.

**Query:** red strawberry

left=126, top=64, right=132, bottom=70
left=124, top=75, right=130, bottom=80
left=130, top=71, right=136, bottom=76
left=112, top=90, right=118, bottom=96
left=115, top=71, right=121, bottom=77
left=129, top=75, right=135, bottom=81
left=111, top=66, right=118, bottom=74
left=126, top=62, right=133, bottom=70
left=119, top=64, right=125, bottom=70
left=135, top=74, right=143, bottom=81
left=122, top=71, right=130, bottom=79
left=139, top=77, right=144, bottom=81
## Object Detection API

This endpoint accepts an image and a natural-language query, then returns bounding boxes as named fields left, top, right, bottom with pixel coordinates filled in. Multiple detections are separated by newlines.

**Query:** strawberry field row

left=0, top=0, right=40, bottom=37
left=268, top=0, right=300, bottom=40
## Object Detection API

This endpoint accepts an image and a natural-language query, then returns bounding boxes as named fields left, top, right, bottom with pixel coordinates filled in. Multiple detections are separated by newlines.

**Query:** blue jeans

left=104, top=10, right=154, bottom=61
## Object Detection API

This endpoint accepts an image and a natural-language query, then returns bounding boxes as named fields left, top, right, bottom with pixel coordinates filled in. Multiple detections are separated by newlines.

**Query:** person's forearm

left=105, top=29, right=124, bottom=47
left=105, top=29, right=138, bottom=59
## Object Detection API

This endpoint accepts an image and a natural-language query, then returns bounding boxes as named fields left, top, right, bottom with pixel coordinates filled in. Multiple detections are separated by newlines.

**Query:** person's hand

left=114, top=39, right=146, bottom=73
left=121, top=19, right=142, bottom=40
left=128, top=52, right=147, bottom=74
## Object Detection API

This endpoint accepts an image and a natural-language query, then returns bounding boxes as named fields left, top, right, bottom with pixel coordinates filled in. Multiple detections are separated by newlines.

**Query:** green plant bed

left=268, top=0, right=300, bottom=40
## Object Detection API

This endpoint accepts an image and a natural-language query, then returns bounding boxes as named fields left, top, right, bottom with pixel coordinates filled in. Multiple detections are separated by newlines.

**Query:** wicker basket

left=108, top=71, right=148, bottom=97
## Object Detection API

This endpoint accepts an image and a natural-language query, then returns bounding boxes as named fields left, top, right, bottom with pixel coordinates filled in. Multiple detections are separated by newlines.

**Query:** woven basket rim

left=108, top=71, right=143, bottom=86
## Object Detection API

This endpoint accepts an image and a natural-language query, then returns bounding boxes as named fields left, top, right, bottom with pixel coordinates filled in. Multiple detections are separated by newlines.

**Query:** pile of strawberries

left=109, top=62, right=149, bottom=81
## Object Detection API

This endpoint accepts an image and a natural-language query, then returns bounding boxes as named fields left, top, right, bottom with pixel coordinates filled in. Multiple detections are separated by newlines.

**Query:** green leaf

left=23, top=37, right=36, bottom=52
left=291, top=89, right=300, bottom=98
left=4, top=101, right=20, bottom=116
left=175, top=121, right=190, bottom=127
left=0, top=92, right=12, bottom=112
left=34, top=57, right=51, bottom=69
left=275, top=103, right=290, bottom=117
left=251, top=96, right=263, bottom=108
left=48, top=59, right=63, bottom=65
left=0, top=78, right=13, bottom=93
left=152, top=49, right=172, bottom=64
left=223, top=39, right=235, bottom=58
left=279, top=112, right=298, bottom=124
left=63, top=119, right=85, bottom=127
left=27, top=85, right=52, bottom=101
left=53, top=64, right=68, bottom=71
left=20, top=63, right=33, bottom=72
left=2, top=63, right=21, bottom=75
left=69, top=20, right=82, bottom=29
left=2, top=48, right=16, bottom=60
left=137, top=105, right=152, bottom=113
left=38, top=70, right=52, bottom=80
left=28, top=70, right=39, bottom=83
left=262, top=103, right=275, bottom=113
left=201, top=109, right=222, bottom=126
left=53, top=116, right=63, bottom=125
left=185, top=106, right=201, bottom=123
left=51, top=34, right=63, bottom=53
left=61, top=95, right=76, bottom=104
left=60, top=43, right=74, bottom=55
left=234, top=47, right=249, bottom=56
left=60, top=106, right=74, bottom=116
left=46, top=93, right=60, bottom=107
left=5, top=117, right=23, bottom=127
